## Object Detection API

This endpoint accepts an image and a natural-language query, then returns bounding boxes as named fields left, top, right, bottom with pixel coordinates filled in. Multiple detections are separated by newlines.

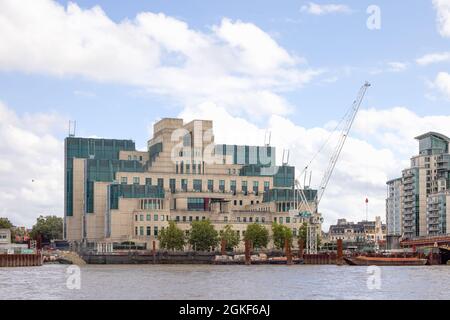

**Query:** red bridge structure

left=401, top=235, right=450, bottom=248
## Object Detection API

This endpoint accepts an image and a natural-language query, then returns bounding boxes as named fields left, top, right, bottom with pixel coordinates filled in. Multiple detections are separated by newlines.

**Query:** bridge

left=401, top=235, right=450, bottom=248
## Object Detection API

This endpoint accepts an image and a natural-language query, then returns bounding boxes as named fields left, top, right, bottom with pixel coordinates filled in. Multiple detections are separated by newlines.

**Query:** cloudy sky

left=0, top=0, right=449, bottom=229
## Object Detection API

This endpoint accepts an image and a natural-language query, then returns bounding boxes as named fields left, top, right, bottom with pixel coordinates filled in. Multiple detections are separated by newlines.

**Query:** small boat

left=344, top=256, right=427, bottom=266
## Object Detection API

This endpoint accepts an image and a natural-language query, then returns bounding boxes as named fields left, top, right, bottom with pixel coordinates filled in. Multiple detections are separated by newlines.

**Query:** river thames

left=1, top=264, right=449, bottom=300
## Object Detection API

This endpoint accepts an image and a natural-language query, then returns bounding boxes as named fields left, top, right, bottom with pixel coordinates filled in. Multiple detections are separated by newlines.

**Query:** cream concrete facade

left=65, top=118, right=318, bottom=250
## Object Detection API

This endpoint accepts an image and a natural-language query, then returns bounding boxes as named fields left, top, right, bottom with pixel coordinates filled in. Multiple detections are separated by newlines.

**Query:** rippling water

left=1, top=264, right=450, bottom=300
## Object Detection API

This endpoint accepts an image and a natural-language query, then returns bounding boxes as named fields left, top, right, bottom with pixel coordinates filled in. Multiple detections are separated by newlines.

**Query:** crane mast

left=316, top=81, right=371, bottom=206
left=293, top=82, right=371, bottom=254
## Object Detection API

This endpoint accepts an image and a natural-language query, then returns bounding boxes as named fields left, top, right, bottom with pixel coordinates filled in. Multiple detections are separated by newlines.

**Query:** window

left=239, top=200, right=243, bottom=206
left=140, top=214, right=144, bottom=221
left=286, top=217, right=290, bottom=223
left=208, top=180, right=214, bottom=192
left=170, top=179, right=176, bottom=193
left=154, top=226, right=158, bottom=237
left=231, top=180, right=236, bottom=195
left=121, top=177, right=127, bottom=185
left=157, top=178, right=164, bottom=188
left=202, top=216, right=206, bottom=221
left=279, top=217, right=283, bottom=224
left=252, top=181, right=259, bottom=195
left=146, top=226, right=151, bottom=236
left=219, top=180, right=225, bottom=192
left=249, top=217, right=253, bottom=222
left=128, top=155, right=132, bottom=161
left=234, top=200, right=237, bottom=206
left=161, top=215, right=165, bottom=221
left=135, top=215, right=138, bottom=222
left=243, top=217, right=247, bottom=222
left=224, top=216, right=228, bottom=222
left=133, top=177, right=140, bottom=185
left=181, top=179, right=188, bottom=192
left=186, top=164, right=190, bottom=174
left=182, top=216, right=186, bottom=222
left=145, top=178, right=152, bottom=185
left=251, top=200, right=254, bottom=205
left=255, top=217, right=259, bottom=223
left=176, top=216, right=180, bottom=222
left=262, top=217, right=265, bottom=223
left=140, top=226, right=144, bottom=236
left=146, top=214, right=151, bottom=221
left=154, top=214, right=158, bottom=221
left=237, top=217, right=241, bottom=222
left=193, top=179, right=202, bottom=192
left=195, top=216, right=199, bottom=221
left=135, top=226, right=138, bottom=236
left=189, top=216, right=193, bottom=222
left=242, top=181, right=248, bottom=194
left=187, top=198, right=205, bottom=211
left=264, top=181, right=270, bottom=192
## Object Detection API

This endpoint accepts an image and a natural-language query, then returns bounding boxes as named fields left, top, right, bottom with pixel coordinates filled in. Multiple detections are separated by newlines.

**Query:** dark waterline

left=1, top=264, right=449, bottom=300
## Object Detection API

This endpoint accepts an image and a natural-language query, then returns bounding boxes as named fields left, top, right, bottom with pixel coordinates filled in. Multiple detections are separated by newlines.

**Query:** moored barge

left=344, top=256, right=427, bottom=266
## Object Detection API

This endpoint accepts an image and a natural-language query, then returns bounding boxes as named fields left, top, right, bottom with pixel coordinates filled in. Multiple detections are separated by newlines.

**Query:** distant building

left=0, top=229, right=11, bottom=245
left=386, top=132, right=450, bottom=239
left=324, top=217, right=386, bottom=247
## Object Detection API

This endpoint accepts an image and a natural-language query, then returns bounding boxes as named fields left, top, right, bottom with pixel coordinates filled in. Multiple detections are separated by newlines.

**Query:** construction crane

left=292, top=82, right=371, bottom=254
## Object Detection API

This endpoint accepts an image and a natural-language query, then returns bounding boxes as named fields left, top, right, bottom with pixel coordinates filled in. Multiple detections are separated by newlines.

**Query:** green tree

left=158, top=221, right=185, bottom=251
left=298, top=222, right=308, bottom=244
left=189, top=220, right=219, bottom=251
left=272, top=223, right=293, bottom=249
left=0, top=217, right=13, bottom=229
left=30, top=215, right=63, bottom=242
left=244, top=223, right=269, bottom=249
left=219, top=224, right=240, bottom=251
left=0, top=217, right=15, bottom=242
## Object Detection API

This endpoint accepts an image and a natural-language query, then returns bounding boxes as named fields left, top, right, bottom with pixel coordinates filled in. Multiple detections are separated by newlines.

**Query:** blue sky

left=0, top=0, right=448, bottom=147
left=0, top=0, right=449, bottom=227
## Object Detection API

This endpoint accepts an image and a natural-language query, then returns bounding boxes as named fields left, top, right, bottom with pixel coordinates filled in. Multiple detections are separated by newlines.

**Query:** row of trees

left=0, top=216, right=63, bottom=243
left=158, top=220, right=311, bottom=252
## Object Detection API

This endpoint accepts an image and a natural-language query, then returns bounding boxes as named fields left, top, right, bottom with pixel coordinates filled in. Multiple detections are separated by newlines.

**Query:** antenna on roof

left=68, top=120, right=76, bottom=137
left=264, top=130, right=271, bottom=147
left=282, top=149, right=290, bottom=166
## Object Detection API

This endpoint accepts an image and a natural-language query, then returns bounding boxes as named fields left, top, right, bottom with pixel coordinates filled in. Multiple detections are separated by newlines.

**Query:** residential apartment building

left=386, top=177, right=402, bottom=236
left=64, top=118, right=319, bottom=249
left=386, top=132, right=450, bottom=239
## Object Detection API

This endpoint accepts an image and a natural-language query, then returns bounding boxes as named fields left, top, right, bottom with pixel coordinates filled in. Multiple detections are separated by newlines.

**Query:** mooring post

left=298, top=239, right=304, bottom=259
left=337, top=239, right=343, bottom=265
left=285, top=239, right=292, bottom=265
left=152, top=240, right=156, bottom=264
left=245, top=240, right=251, bottom=265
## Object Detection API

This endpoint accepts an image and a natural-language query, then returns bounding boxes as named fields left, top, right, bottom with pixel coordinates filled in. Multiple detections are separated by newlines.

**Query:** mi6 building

left=65, top=118, right=318, bottom=249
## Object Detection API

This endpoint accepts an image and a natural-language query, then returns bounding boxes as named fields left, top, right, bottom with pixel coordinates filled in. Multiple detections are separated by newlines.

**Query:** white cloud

left=179, top=103, right=450, bottom=229
left=0, top=102, right=65, bottom=227
left=386, top=62, right=408, bottom=72
left=0, top=0, right=321, bottom=118
left=416, top=52, right=450, bottom=65
left=434, top=72, right=450, bottom=99
left=433, top=0, right=450, bottom=38
left=300, top=2, right=352, bottom=15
